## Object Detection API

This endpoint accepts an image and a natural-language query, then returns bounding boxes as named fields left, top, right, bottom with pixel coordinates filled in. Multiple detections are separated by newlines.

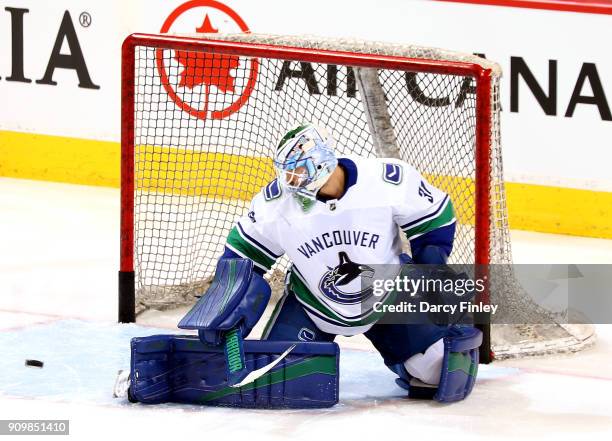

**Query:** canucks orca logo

left=319, top=252, right=375, bottom=305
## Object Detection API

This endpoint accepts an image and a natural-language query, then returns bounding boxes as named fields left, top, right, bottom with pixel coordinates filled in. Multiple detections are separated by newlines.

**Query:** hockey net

left=120, top=33, right=595, bottom=360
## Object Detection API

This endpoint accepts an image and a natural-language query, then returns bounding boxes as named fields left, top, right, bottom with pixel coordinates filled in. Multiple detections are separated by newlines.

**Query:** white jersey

left=226, top=156, right=455, bottom=335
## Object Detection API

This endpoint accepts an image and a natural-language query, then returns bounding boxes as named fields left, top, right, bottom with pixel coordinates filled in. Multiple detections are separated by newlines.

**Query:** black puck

left=25, top=359, right=44, bottom=368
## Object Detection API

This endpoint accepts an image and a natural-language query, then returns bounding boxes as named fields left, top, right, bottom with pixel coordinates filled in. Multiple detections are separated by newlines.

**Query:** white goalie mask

left=273, top=123, right=338, bottom=200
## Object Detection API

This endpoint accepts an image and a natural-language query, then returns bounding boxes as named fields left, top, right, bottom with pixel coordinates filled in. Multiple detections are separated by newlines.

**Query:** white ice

left=1, top=177, right=611, bottom=441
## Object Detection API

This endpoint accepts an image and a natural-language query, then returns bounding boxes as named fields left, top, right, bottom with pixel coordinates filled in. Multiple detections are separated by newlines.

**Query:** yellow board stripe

left=0, top=130, right=121, bottom=188
left=133, top=147, right=274, bottom=200
left=505, top=182, right=612, bottom=239
left=1, top=130, right=612, bottom=239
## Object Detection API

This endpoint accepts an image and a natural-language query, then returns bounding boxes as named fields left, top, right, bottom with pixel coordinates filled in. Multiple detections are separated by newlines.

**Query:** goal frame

left=118, top=33, right=495, bottom=360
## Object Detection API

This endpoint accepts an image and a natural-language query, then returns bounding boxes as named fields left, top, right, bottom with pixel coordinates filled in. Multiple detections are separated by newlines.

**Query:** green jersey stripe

left=226, top=227, right=275, bottom=270
left=403, top=200, right=456, bottom=240
left=408, top=219, right=456, bottom=241
left=289, top=268, right=397, bottom=328
left=289, top=272, right=347, bottom=324
left=400, top=195, right=449, bottom=230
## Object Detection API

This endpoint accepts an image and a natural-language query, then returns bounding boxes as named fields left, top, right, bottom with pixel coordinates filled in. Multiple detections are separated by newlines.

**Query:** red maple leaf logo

left=174, top=14, right=240, bottom=92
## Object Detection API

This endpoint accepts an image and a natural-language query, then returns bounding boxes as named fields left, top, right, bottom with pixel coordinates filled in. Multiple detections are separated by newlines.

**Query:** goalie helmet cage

left=119, top=33, right=595, bottom=363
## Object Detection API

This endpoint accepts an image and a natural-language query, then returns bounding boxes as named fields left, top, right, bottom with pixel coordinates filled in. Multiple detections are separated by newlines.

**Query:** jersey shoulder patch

left=382, top=162, right=403, bottom=185
left=263, top=179, right=282, bottom=201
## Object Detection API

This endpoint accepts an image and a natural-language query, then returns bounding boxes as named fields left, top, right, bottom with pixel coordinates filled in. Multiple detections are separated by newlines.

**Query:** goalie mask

left=273, top=123, right=338, bottom=200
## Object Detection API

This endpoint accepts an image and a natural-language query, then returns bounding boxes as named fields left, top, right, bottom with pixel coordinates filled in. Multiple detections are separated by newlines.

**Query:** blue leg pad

left=434, top=326, right=481, bottom=403
left=129, top=335, right=339, bottom=409
left=389, top=326, right=482, bottom=403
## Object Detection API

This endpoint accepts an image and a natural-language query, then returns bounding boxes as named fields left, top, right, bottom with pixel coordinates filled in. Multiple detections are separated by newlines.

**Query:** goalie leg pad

left=434, top=326, right=481, bottom=402
left=128, top=335, right=339, bottom=409
left=390, top=326, right=482, bottom=403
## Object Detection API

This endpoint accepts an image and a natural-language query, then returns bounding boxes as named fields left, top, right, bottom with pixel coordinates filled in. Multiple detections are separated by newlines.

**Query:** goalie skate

left=112, top=369, right=131, bottom=399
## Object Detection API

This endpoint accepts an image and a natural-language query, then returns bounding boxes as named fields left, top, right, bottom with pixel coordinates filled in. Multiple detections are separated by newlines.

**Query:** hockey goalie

left=120, top=123, right=482, bottom=408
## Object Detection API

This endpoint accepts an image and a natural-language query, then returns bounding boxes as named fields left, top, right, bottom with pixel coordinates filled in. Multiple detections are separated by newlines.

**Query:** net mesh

left=127, top=33, right=594, bottom=358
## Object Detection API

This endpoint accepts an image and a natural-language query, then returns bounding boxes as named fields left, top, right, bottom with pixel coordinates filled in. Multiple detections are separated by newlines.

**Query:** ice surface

left=1, top=178, right=612, bottom=441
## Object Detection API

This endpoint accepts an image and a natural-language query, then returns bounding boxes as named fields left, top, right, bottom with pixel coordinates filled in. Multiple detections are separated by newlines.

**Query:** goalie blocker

left=128, top=335, right=340, bottom=409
